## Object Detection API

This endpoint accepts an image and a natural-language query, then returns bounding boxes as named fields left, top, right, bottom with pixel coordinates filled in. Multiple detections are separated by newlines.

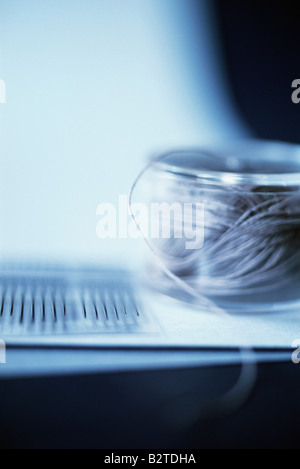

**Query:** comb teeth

left=0, top=271, right=154, bottom=336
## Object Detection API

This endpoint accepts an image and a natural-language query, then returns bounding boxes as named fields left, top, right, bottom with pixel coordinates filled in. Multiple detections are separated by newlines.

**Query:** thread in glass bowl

left=143, top=141, right=300, bottom=313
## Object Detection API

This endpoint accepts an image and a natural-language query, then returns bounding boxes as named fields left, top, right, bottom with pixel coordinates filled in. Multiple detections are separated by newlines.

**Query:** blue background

left=0, top=0, right=248, bottom=266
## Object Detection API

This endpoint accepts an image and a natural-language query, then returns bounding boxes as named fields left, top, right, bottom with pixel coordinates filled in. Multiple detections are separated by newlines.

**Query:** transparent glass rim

left=153, top=141, right=300, bottom=188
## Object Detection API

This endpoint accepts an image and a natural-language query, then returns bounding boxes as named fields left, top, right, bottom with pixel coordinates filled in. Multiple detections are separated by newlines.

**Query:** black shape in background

left=213, top=0, right=300, bottom=143
left=0, top=362, right=298, bottom=449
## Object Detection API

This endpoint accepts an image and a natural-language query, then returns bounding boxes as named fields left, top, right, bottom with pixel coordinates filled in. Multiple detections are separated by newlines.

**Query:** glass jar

left=145, top=141, right=300, bottom=313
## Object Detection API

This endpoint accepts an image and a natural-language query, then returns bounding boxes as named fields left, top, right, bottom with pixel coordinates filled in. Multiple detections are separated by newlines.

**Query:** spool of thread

left=131, top=141, right=300, bottom=313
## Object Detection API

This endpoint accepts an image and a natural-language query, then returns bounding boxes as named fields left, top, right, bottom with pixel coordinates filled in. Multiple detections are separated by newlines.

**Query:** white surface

left=149, top=295, right=300, bottom=349
left=0, top=348, right=291, bottom=379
